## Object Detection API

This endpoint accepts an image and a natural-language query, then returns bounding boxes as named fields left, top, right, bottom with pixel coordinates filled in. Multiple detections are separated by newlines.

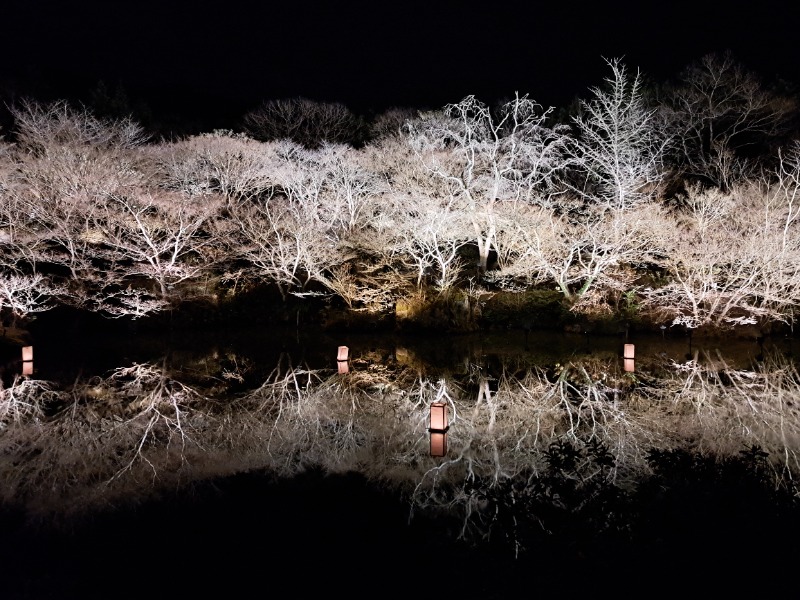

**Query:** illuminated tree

left=641, top=157, right=800, bottom=329
left=5, top=100, right=161, bottom=316
left=11, top=99, right=147, bottom=154
left=150, top=131, right=274, bottom=203
left=98, top=189, right=224, bottom=298
left=405, top=94, right=572, bottom=272
left=0, top=270, right=62, bottom=327
left=11, top=140, right=143, bottom=282
left=571, top=58, right=669, bottom=211
left=233, top=198, right=332, bottom=300
left=490, top=201, right=669, bottom=309
left=230, top=142, right=371, bottom=300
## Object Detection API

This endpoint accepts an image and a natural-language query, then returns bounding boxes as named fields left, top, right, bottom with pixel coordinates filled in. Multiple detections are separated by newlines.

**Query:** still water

left=8, top=317, right=786, bottom=387
left=2, top=318, right=799, bottom=597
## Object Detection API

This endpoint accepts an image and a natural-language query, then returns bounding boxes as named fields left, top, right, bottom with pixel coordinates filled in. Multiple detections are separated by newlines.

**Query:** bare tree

left=234, top=199, right=333, bottom=300
left=641, top=172, right=800, bottom=329
left=4, top=100, right=157, bottom=315
left=571, top=58, right=670, bottom=211
left=0, top=135, right=26, bottom=252
left=11, top=99, right=147, bottom=155
left=490, top=202, right=668, bottom=310
left=391, top=195, right=468, bottom=291
left=405, top=94, right=572, bottom=272
left=368, top=107, right=417, bottom=141
left=243, top=98, right=366, bottom=148
left=12, top=144, right=143, bottom=282
left=150, top=131, right=275, bottom=203
left=98, top=189, right=223, bottom=298
left=317, top=144, right=381, bottom=236
left=0, top=270, right=62, bottom=328
left=0, top=377, right=59, bottom=429
left=230, top=142, right=348, bottom=300
left=659, top=52, right=796, bottom=189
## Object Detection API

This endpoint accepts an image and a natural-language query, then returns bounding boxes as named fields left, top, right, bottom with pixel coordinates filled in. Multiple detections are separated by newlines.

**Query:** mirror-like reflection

left=3, top=317, right=785, bottom=389
left=2, top=344, right=799, bottom=531
left=430, top=431, right=448, bottom=457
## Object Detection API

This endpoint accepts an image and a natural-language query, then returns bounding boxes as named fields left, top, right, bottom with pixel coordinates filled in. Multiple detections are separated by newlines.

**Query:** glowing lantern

left=337, top=346, right=349, bottom=374
left=22, top=346, right=33, bottom=362
left=429, top=402, right=448, bottom=432
left=430, top=432, right=448, bottom=457
left=624, top=344, right=635, bottom=359
left=22, top=361, right=33, bottom=376
left=624, top=358, right=635, bottom=373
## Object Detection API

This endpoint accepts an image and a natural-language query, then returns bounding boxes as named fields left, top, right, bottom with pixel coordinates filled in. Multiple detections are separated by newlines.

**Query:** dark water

left=2, top=316, right=798, bottom=598
left=3, top=466, right=795, bottom=599
left=5, top=314, right=788, bottom=387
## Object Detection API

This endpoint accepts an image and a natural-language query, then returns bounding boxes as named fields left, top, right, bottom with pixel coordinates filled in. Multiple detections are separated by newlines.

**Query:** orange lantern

left=22, top=346, right=33, bottom=362
left=337, top=346, right=349, bottom=362
left=623, top=344, right=635, bottom=359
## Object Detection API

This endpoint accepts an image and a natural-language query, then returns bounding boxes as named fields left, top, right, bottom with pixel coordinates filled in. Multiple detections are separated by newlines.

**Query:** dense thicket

left=2, top=54, right=799, bottom=334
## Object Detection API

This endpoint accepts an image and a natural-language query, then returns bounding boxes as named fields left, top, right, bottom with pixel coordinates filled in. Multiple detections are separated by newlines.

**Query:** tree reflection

left=1, top=350, right=799, bottom=531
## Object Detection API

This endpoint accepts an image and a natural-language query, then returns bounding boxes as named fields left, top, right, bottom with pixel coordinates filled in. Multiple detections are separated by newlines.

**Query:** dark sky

left=1, top=0, right=799, bottom=132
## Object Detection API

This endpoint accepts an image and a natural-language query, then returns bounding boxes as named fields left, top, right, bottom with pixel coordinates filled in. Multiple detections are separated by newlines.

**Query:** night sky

left=2, top=0, right=799, bottom=132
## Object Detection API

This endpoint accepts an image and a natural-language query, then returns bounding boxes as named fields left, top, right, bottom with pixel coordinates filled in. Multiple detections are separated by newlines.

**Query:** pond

left=5, top=314, right=786, bottom=386
left=2, top=315, right=799, bottom=597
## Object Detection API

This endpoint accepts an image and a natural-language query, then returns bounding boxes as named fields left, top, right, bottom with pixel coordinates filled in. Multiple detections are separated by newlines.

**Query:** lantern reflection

left=430, top=431, right=448, bottom=457
left=624, top=358, right=635, bottom=373
left=429, top=402, right=449, bottom=457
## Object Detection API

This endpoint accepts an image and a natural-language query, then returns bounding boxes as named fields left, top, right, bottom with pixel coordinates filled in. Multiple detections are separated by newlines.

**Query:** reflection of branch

left=0, top=272, right=64, bottom=320
left=3, top=352, right=800, bottom=520
left=101, top=363, right=205, bottom=483
left=0, top=376, right=57, bottom=427
left=95, top=287, right=171, bottom=319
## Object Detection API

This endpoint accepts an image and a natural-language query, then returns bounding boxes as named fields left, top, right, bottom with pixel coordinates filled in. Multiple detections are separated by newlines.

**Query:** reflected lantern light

left=430, top=431, right=448, bottom=457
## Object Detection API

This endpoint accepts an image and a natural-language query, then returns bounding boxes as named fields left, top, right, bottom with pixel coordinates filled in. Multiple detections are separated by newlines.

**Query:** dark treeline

left=2, top=53, right=800, bottom=336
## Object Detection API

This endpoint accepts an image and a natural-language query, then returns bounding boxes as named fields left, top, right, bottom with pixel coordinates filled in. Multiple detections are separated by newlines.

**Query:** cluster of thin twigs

left=1, top=351, right=798, bottom=519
